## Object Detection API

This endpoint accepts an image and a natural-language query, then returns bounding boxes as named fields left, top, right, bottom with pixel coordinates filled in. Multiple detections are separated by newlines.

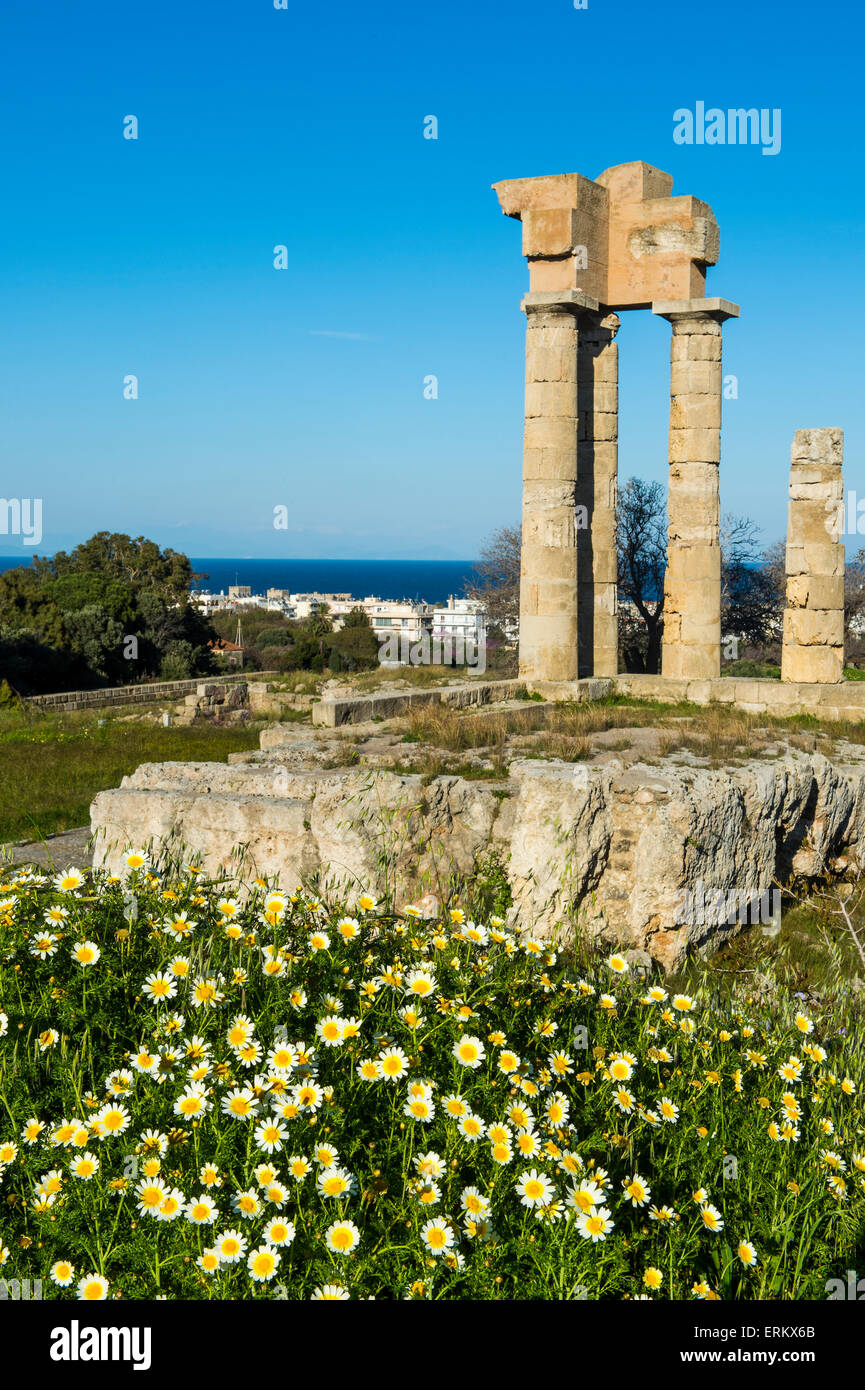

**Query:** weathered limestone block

left=670, top=393, right=722, bottom=431
left=524, top=381, right=577, bottom=419
left=666, top=541, right=722, bottom=579
left=786, top=575, right=844, bottom=610
left=525, top=345, right=571, bottom=382
left=782, top=428, right=845, bottom=684
left=668, top=427, right=722, bottom=464
left=307, top=679, right=520, bottom=728
left=786, top=542, right=845, bottom=578
left=506, top=760, right=613, bottom=922
left=591, top=383, right=618, bottom=414
left=783, top=608, right=844, bottom=648
left=671, top=333, right=722, bottom=362
left=792, top=428, right=844, bottom=465
left=669, top=359, right=721, bottom=394
left=91, top=749, right=865, bottom=974
left=781, top=645, right=844, bottom=685
left=787, top=505, right=843, bottom=546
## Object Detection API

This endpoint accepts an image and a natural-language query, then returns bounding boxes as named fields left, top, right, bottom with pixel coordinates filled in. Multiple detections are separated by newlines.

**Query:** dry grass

left=649, top=706, right=765, bottom=765
left=254, top=671, right=323, bottom=696
left=402, top=697, right=672, bottom=753
left=341, top=665, right=493, bottom=694
left=670, top=878, right=865, bottom=1012
left=398, top=696, right=854, bottom=770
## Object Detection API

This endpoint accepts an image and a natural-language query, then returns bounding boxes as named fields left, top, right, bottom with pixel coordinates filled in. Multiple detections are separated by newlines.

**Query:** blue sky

left=0, top=0, right=861, bottom=559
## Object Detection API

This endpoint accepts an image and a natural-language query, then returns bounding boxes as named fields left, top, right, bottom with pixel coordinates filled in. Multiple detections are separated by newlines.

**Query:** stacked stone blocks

left=576, top=311, right=619, bottom=677
left=781, top=428, right=845, bottom=684
left=653, top=299, right=738, bottom=681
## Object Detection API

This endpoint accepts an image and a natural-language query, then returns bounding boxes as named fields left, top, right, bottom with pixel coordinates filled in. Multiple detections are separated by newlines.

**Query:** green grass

left=671, top=896, right=863, bottom=998
left=0, top=708, right=261, bottom=843
left=720, top=660, right=781, bottom=679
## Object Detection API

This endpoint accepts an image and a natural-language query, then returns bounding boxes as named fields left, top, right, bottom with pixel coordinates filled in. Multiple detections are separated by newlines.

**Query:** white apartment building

left=363, top=599, right=431, bottom=644
left=190, top=590, right=226, bottom=616
left=431, top=596, right=487, bottom=646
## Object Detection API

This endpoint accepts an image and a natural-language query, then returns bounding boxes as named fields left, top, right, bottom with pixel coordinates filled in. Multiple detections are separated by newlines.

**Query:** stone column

left=652, top=297, right=739, bottom=681
left=781, top=428, right=845, bottom=683
left=577, top=311, right=620, bottom=677
left=519, top=290, right=598, bottom=683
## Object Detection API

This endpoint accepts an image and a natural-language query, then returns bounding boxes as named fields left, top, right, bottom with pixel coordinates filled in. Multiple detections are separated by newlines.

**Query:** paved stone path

left=2, top=826, right=94, bottom=871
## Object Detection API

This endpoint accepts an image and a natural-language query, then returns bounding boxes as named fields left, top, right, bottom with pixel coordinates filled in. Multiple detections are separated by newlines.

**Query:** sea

left=0, top=556, right=479, bottom=605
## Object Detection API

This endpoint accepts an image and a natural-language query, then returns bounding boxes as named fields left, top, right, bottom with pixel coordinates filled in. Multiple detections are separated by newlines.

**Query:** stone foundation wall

left=91, top=746, right=865, bottom=973
left=528, top=674, right=865, bottom=723
left=310, top=679, right=521, bottom=727
left=25, top=674, right=251, bottom=713
left=309, top=673, right=865, bottom=727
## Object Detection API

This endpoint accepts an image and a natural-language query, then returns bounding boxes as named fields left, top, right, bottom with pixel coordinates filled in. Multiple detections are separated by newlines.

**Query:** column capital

left=652, top=297, right=740, bottom=323
left=522, top=289, right=600, bottom=317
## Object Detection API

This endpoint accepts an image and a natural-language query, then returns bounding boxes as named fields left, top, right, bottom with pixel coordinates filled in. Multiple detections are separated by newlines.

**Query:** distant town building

left=208, top=636, right=244, bottom=668
left=363, top=600, right=431, bottom=646
left=190, top=585, right=492, bottom=666
left=432, top=596, right=487, bottom=646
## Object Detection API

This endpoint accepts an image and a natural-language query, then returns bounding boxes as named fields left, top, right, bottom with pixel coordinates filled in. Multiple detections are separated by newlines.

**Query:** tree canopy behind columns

left=326, top=607, right=379, bottom=672
left=720, top=516, right=784, bottom=656
left=844, top=548, right=865, bottom=661
left=616, top=477, right=667, bottom=674
left=465, top=525, right=520, bottom=631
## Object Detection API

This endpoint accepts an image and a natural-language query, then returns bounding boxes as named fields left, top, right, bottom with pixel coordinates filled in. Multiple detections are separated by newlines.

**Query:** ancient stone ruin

left=92, top=745, right=865, bottom=974
left=89, top=160, right=856, bottom=972
left=493, top=160, right=844, bottom=691
left=781, top=428, right=845, bottom=684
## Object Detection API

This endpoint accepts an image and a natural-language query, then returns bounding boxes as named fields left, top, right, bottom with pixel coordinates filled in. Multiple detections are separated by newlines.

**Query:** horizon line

left=0, top=553, right=482, bottom=564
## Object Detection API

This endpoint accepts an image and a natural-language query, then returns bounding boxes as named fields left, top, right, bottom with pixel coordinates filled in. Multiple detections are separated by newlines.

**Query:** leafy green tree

left=49, top=533, right=200, bottom=602
left=256, top=628, right=293, bottom=648
left=0, top=628, right=80, bottom=694
left=0, top=566, right=66, bottom=646
left=327, top=609, right=379, bottom=671
left=62, top=605, right=127, bottom=682
left=303, top=610, right=333, bottom=638
left=160, top=640, right=197, bottom=681
left=0, top=534, right=216, bottom=692
left=45, top=573, right=137, bottom=625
